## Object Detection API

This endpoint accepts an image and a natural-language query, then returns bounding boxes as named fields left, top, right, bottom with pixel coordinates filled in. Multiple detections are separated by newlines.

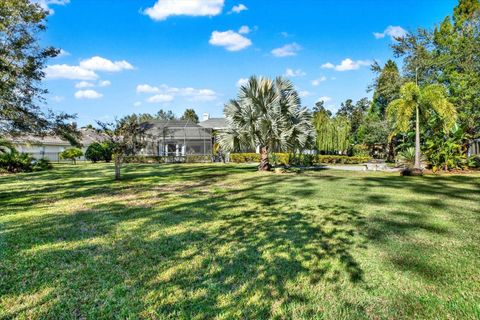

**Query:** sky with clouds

left=38, top=0, right=457, bottom=125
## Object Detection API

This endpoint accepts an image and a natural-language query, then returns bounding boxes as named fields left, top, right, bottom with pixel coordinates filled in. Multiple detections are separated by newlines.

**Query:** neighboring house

left=139, top=113, right=229, bottom=158
left=468, top=138, right=480, bottom=156
left=140, top=119, right=214, bottom=157
left=8, top=128, right=105, bottom=161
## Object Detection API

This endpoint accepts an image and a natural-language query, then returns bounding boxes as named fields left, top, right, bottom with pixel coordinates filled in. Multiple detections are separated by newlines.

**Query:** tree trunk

left=258, top=147, right=271, bottom=171
left=114, top=155, right=122, bottom=180
left=414, top=105, right=421, bottom=169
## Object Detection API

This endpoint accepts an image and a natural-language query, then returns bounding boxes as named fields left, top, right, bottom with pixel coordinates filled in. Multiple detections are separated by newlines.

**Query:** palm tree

left=387, top=82, right=456, bottom=169
left=219, top=76, right=315, bottom=171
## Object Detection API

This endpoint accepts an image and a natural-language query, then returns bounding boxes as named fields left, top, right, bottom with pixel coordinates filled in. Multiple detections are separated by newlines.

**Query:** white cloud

left=144, top=0, right=224, bottom=21
left=45, top=64, right=98, bottom=80
left=57, top=49, right=70, bottom=57
left=99, top=80, right=111, bottom=87
left=33, top=0, right=70, bottom=14
left=140, top=84, right=218, bottom=102
left=374, top=25, right=407, bottom=40
left=236, top=78, right=249, bottom=87
left=134, top=101, right=142, bottom=107
left=271, top=43, right=301, bottom=57
left=298, top=90, right=310, bottom=98
left=238, top=25, right=251, bottom=34
left=209, top=30, right=252, bottom=51
left=311, top=76, right=327, bottom=86
left=229, top=4, right=247, bottom=14
left=147, top=94, right=174, bottom=103
left=74, top=90, right=103, bottom=99
left=317, top=96, right=332, bottom=103
left=284, top=68, right=306, bottom=77
left=136, top=84, right=160, bottom=93
left=321, top=62, right=335, bottom=69
left=51, top=95, right=65, bottom=103
left=80, top=56, right=134, bottom=72
left=321, top=59, right=371, bottom=71
left=75, top=81, right=94, bottom=89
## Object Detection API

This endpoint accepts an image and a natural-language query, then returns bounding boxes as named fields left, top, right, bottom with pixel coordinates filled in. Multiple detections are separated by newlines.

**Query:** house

left=8, top=128, right=105, bottom=161
left=139, top=113, right=229, bottom=158
left=468, top=138, right=480, bottom=156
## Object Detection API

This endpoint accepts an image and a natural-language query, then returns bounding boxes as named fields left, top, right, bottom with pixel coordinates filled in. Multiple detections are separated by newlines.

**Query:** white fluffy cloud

left=209, top=30, right=252, bottom=51
left=139, top=84, right=218, bottom=103
left=75, top=81, right=95, bottom=88
left=311, top=76, right=327, bottom=86
left=229, top=4, right=247, bottom=14
left=147, top=94, right=174, bottom=103
left=134, top=101, right=142, bottom=107
left=144, top=0, right=224, bottom=21
left=284, top=68, right=306, bottom=77
left=136, top=84, right=160, bottom=93
left=80, top=56, right=133, bottom=72
left=33, top=0, right=70, bottom=14
left=45, top=64, right=98, bottom=80
left=317, top=96, right=332, bottom=103
left=271, top=43, right=301, bottom=57
left=238, top=25, right=251, bottom=34
left=236, top=78, right=249, bottom=87
left=374, top=26, right=407, bottom=40
left=99, top=80, right=111, bottom=87
left=321, top=58, right=371, bottom=71
left=74, top=90, right=103, bottom=99
left=51, top=95, right=65, bottom=103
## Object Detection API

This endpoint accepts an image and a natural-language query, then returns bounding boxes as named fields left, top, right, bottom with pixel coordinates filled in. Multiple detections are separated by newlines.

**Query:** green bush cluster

left=230, top=153, right=370, bottom=165
left=0, top=151, right=52, bottom=173
left=85, top=142, right=113, bottom=163
left=123, top=155, right=212, bottom=164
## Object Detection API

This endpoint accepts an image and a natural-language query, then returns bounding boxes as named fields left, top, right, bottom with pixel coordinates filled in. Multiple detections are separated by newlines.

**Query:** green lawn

left=1, top=163, right=479, bottom=319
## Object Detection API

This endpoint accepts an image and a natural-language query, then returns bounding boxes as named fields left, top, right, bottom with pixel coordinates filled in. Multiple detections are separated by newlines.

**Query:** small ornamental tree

left=85, top=143, right=104, bottom=163
left=60, top=148, right=83, bottom=165
left=101, top=142, right=113, bottom=162
left=97, top=117, right=145, bottom=180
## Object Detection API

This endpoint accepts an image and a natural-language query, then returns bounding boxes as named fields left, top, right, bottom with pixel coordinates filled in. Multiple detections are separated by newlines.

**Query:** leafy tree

left=313, top=110, right=350, bottom=154
left=0, top=0, right=77, bottom=138
left=156, top=109, right=176, bottom=121
left=357, top=114, right=390, bottom=157
left=180, top=108, right=199, bottom=123
left=370, top=60, right=403, bottom=117
left=387, top=82, right=456, bottom=169
left=101, top=142, right=113, bottom=162
left=337, top=98, right=370, bottom=144
left=219, top=76, right=315, bottom=171
left=85, top=143, right=104, bottom=163
left=60, top=148, right=84, bottom=165
left=97, top=117, right=145, bottom=180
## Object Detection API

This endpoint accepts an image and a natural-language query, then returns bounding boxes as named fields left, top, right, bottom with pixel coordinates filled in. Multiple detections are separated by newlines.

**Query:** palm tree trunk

left=114, top=154, right=122, bottom=180
left=259, top=146, right=271, bottom=171
left=414, top=105, right=421, bottom=169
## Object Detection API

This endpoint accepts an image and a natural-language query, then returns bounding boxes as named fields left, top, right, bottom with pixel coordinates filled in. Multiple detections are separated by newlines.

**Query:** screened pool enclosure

left=140, top=120, right=213, bottom=160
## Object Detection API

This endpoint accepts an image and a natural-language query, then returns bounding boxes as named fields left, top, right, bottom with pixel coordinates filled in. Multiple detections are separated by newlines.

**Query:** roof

left=8, top=128, right=106, bottom=146
left=141, top=119, right=212, bottom=140
left=199, top=118, right=228, bottom=129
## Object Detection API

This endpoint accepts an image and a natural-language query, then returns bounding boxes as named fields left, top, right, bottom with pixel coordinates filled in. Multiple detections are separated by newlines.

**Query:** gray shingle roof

left=199, top=118, right=227, bottom=129
left=8, top=128, right=106, bottom=146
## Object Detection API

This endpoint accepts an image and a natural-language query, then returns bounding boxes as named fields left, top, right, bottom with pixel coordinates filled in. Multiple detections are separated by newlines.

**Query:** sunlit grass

left=1, top=163, right=479, bottom=319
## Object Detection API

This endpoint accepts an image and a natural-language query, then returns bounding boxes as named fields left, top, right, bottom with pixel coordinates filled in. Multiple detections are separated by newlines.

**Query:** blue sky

left=38, top=0, right=458, bottom=126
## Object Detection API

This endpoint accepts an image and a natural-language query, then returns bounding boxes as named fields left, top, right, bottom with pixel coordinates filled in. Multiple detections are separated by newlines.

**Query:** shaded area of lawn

left=1, top=163, right=479, bottom=319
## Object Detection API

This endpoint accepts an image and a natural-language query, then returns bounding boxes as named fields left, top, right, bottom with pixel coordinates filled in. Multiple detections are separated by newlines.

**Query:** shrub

left=101, top=142, right=113, bottom=162
left=32, top=158, right=53, bottom=171
left=85, top=143, right=104, bottom=163
left=229, top=153, right=370, bottom=165
left=0, top=151, right=34, bottom=173
left=60, top=148, right=83, bottom=164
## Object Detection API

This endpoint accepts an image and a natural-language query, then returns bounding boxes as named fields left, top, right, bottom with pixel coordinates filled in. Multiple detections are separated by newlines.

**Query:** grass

left=1, top=163, right=479, bottom=319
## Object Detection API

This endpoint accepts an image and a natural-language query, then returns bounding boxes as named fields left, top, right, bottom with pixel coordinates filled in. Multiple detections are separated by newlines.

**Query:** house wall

left=13, top=143, right=87, bottom=162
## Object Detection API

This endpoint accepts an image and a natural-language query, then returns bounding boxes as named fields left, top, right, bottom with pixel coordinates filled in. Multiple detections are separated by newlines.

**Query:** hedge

left=229, top=153, right=370, bottom=165
left=123, top=155, right=212, bottom=163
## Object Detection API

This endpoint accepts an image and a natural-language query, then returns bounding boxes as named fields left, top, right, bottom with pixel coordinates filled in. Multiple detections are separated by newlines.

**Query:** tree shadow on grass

left=1, top=172, right=368, bottom=319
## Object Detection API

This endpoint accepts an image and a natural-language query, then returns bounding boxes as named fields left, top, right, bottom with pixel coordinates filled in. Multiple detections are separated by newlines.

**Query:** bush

left=0, top=151, right=52, bottom=173
left=60, top=148, right=83, bottom=164
left=101, top=142, right=113, bottom=162
left=229, top=153, right=370, bottom=165
left=85, top=143, right=105, bottom=163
